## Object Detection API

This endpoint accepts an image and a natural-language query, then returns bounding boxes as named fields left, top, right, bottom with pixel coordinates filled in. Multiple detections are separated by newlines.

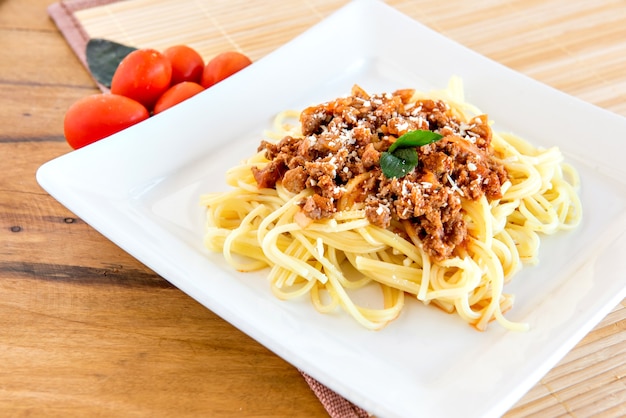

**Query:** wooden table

left=2, top=0, right=625, bottom=416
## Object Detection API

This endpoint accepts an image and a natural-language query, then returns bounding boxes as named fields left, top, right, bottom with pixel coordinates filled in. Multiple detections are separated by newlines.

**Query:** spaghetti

left=200, top=78, right=582, bottom=331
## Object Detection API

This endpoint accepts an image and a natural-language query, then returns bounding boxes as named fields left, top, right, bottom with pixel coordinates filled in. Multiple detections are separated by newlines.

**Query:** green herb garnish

left=380, top=130, right=443, bottom=178
left=380, top=147, right=419, bottom=178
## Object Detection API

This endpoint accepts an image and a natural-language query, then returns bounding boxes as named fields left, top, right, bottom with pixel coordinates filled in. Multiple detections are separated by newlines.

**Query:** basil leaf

left=86, top=38, right=137, bottom=88
left=388, top=129, right=443, bottom=152
left=380, top=129, right=443, bottom=178
left=380, top=148, right=418, bottom=178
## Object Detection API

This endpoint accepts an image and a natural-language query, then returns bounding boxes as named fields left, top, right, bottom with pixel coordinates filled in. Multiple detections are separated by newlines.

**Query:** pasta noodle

left=200, top=78, right=582, bottom=331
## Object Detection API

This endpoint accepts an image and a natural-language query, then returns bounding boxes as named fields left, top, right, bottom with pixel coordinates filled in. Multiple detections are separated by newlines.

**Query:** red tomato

left=163, top=45, right=205, bottom=85
left=63, top=94, right=149, bottom=149
left=201, top=51, right=252, bottom=88
left=153, top=82, right=205, bottom=114
left=110, top=48, right=172, bottom=109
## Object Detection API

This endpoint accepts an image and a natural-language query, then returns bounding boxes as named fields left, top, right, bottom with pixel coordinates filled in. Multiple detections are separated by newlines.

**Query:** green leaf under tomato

left=86, top=38, right=137, bottom=88
left=380, top=147, right=419, bottom=178
left=388, top=129, right=443, bottom=152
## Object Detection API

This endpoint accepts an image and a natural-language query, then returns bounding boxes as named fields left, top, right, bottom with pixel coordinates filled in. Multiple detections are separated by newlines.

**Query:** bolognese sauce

left=251, top=85, right=508, bottom=260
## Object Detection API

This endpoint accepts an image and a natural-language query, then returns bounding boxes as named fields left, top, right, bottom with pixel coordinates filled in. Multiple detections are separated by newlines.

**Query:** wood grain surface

left=1, top=0, right=625, bottom=417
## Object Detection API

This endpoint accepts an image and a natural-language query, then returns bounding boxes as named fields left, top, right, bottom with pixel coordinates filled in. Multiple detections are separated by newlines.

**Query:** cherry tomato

left=201, top=51, right=252, bottom=88
left=163, top=45, right=205, bottom=85
left=64, top=94, right=149, bottom=149
left=153, top=82, right=205, bottom=114
left=110, top=48, right=172, bottom=110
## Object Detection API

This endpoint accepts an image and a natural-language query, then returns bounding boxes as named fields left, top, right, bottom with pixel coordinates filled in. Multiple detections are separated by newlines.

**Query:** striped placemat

left=49, top=0, right=626, bottom=416
left=65, top=0, right=626, bottom=118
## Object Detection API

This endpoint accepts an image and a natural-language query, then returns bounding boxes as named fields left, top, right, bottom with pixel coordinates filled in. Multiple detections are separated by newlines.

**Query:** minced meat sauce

left=251, top=85, right=508, bottom=260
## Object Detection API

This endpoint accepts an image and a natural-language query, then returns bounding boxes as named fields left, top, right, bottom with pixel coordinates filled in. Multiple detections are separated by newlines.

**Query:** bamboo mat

left=66, top=0, right=626, bottom=117
left=49, top=0, right=626, bottom=417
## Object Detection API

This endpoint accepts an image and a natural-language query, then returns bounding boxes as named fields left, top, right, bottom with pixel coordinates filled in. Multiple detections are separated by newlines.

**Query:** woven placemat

left=48, top=0, right=120, bottom=90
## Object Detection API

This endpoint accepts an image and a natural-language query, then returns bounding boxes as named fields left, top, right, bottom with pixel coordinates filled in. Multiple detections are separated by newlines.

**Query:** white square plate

left=37, top=1, right=626, bottom=416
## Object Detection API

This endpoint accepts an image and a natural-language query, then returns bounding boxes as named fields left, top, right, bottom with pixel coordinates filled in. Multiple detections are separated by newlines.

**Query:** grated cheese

left=446, top=174, right=465, bottom=197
